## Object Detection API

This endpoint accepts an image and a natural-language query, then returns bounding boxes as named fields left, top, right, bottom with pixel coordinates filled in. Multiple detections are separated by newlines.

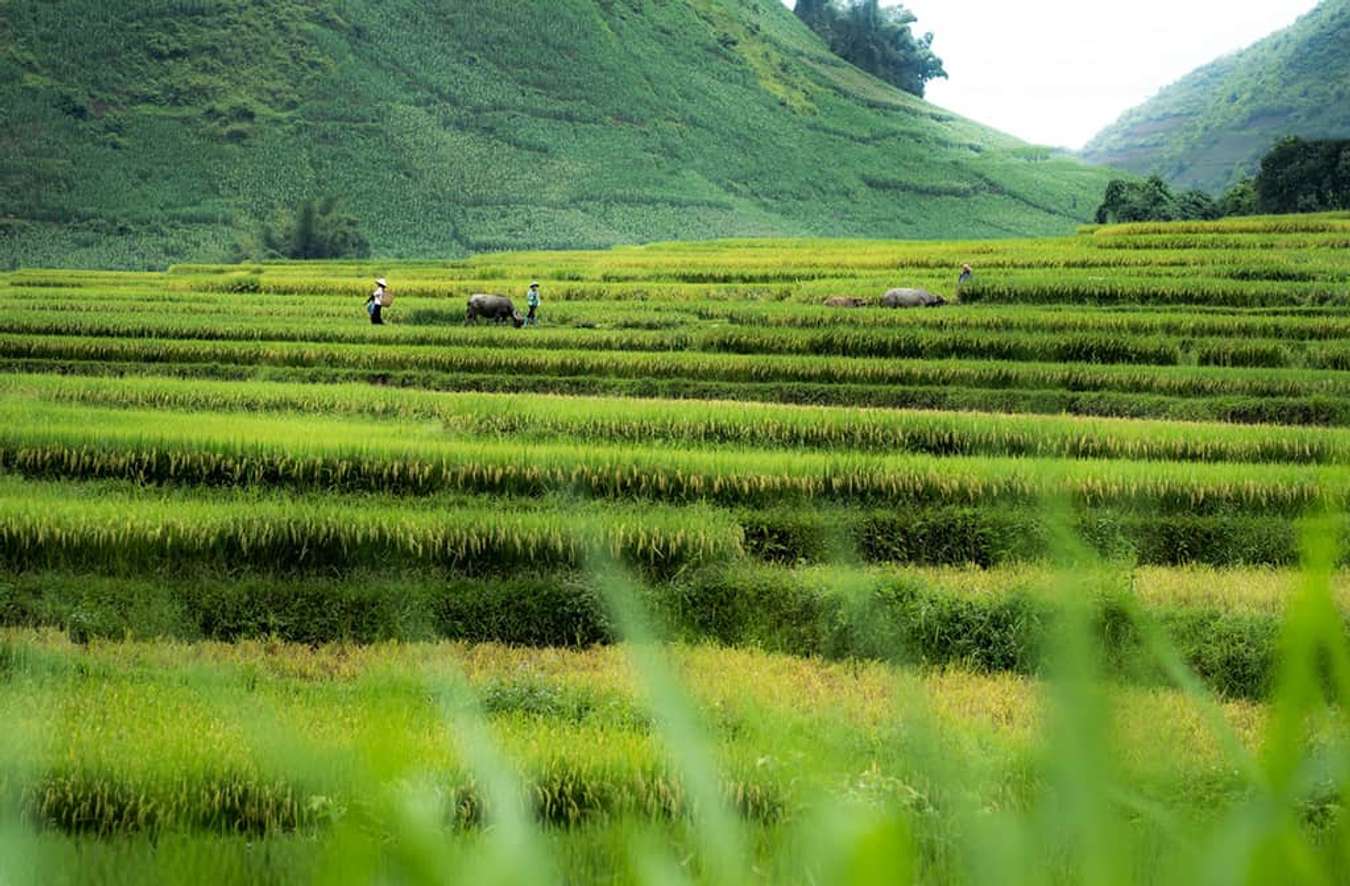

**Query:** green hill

left=0, top=0, right=1111, bottom=269
left=1081, top=0, right=1350, bottom=193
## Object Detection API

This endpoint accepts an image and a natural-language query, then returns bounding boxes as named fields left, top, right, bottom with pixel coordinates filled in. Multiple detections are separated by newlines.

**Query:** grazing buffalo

left=466, top=293, right=525, bottom=327
left=881, top=288, right=946, bottom=308
left=824, top=296, right=868, bottom=308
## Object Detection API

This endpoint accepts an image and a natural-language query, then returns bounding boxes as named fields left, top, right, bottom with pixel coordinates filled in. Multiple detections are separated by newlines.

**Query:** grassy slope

left=0, top=0, right=1112, bottom=269
left=1081, top=0, right=1350, bottom=192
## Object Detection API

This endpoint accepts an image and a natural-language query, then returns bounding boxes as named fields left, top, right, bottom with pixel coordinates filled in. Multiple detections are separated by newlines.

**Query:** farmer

left=525, top=281, right=541, bottom=326
left=958, top=264, right=974, bottom=287
left=366, top=277, right=389, bottom=325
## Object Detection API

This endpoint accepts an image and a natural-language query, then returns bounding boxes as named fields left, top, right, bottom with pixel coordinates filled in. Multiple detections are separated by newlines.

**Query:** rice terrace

left=0, top=211, right=1349, bottom=882
left=6, top=0, right=1350, bottom=882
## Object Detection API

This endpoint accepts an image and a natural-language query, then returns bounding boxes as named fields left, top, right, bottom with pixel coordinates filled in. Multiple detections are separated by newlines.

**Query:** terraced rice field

left=4, top=213, right=1350, bottom=882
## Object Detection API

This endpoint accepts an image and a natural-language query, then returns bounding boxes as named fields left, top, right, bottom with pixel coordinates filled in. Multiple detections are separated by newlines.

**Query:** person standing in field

left=958, top=264, right=974, bottom=286
left=525, top=281, right=541, bottom=326
left=367, top=277, right=389, bottom=325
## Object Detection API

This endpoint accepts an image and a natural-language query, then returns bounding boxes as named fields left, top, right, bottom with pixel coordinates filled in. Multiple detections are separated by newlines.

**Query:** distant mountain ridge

left=1082, top=0, right=1350, bottom=193
left=0, top=0, right=1111, bottom=269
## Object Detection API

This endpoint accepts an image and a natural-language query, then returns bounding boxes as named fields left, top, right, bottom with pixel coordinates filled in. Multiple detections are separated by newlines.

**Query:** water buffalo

left=881, top=288, right=946, bottom=308
left=825, top=296, right=868, bottom=308
left=466, top=293, right=525, bottom=327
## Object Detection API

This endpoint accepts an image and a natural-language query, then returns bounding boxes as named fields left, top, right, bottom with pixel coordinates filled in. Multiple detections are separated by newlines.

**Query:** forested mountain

left=0, top=0, right=1111, bottom=269
left=1082, top=0, right=1350, bottom=193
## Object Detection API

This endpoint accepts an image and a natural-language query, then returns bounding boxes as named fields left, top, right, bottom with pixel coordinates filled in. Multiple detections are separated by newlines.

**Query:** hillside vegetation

left=0, top=0, right=1112, bottom=268
left=1082, top=0, right=1350, bottom=193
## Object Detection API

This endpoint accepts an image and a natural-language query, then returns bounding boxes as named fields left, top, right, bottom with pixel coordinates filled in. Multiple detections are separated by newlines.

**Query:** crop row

left=0, top=479, right=743, bottom=575
left=144, top=257, right=1350, bottom=302
left=2, top=312, right=1205, bottom=366
left=1, top=645, right=783, bottom=834
left=1090, top=214, right=1350, bottom=237
left=2, top=270, right=164, bottom=289
left=15, top=332, right=1350, bottom=399
left=960, top=275, right=1350, bottom=308
left=36, top=306, right=1350, bottom=369
left=0, top=475, right=1329, bottom=575
left=1, top=403, right=1342, bottom=515
left=20, top=276, right=1350, bottom=336
left=12, top=374, right=1350, bottom=466
left=33, top=295, right=1350, bottom=344
left=144, top=271, right=1350, bottom=305
left=698, top=302, right=1350, bottom=339
left=0, top=625, right=1276, bottom=844
left=1087, top=234, right=1350, bottom=251
left=148, top=256, right=1347, bottom=297
left=160, top=275, right=944, bottom=302
left=9, top=355, right=1349, bottom=427
left=0, top=564, right=1310, bottom=699
left=20, top=296, right=1350, bottom=370
left=1061, top=262, right=1350, bottom=283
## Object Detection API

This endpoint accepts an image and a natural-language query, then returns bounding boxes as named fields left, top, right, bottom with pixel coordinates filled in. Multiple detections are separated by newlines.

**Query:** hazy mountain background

left=0, top=0, right=1112, bottom=269
left=1082, top=0, right=1350, bottom=193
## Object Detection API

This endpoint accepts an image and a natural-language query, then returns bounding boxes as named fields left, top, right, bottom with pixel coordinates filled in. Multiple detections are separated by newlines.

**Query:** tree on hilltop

left=794, top=0, right=946, bottom=98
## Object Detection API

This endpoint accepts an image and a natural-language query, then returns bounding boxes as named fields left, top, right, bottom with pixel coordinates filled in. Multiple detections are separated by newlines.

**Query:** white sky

left=782, top=0, right=1321, bottom=148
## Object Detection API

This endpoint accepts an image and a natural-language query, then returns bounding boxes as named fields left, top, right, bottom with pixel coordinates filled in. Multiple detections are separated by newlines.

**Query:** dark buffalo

left=466, top=293, right=525, bottom=327
left=825, top=296, right=868, bottom=308
left=881, top=288, right=946, bottom=308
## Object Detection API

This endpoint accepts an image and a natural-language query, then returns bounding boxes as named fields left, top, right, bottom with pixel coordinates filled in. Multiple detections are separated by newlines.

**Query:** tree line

left=1096, top=137, right=1350, bottom=224
left=793, top=0, right=945, bottom=98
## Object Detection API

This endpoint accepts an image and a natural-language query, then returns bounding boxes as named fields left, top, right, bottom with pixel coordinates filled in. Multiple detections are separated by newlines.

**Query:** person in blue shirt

left=525, top=281, right=541, bottom=326
left=958, top=264, right=973, bottom=287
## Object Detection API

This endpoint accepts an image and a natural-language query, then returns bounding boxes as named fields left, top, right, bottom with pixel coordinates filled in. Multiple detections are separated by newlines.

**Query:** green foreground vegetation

left=4, top=214, right=1350, bottom=881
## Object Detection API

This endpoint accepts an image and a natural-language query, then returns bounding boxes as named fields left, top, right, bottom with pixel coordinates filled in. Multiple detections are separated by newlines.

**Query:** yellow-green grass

left=1, top=398, right=1344, bottom=514
left=0, top=630, right=1267, bottom=835
left=23, top=293, right=1350, bottom=344
left=0, top=477, right=744, bottom=575
left=901, top=565, right=1350, bottom=617
left=17, top=294, right=1350, bottom=373
left=0, top=309, right=1195, bottom=366
left=0, top=306, right=1301, bottom=374
left=11, top=333, right=1350, bottom=401
left=9, top=373, right=1350, bottom=465
left=960, top=274, right=1350, bottom=308
left=9, top=358, right=1340, bottom=427
left=1089, top=214, right=1350, bottom=237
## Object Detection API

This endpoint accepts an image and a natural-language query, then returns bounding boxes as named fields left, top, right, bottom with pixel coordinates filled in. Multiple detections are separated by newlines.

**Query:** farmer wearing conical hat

left=525, top=281, right=541, bottom=327
left=366, top=277, right=389, bottom=325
